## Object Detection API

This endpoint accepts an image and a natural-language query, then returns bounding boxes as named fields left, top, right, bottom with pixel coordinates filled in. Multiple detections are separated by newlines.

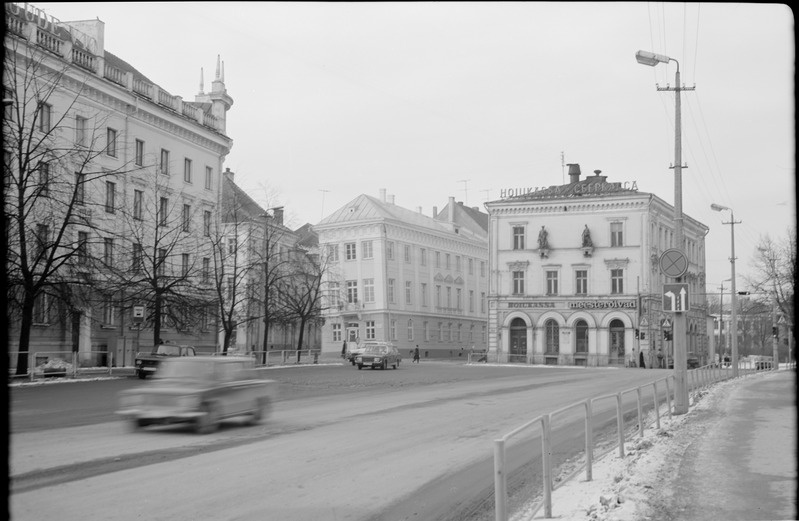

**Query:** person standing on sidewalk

left=413, top=346, right=420, bottom=363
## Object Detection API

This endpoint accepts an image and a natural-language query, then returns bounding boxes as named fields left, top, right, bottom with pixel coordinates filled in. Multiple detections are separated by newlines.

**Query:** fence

left=8, top=350, right=118, bottom=382
left=492, top=361, right=774, bottom=520
left=220, top=349, right=323, bottom=367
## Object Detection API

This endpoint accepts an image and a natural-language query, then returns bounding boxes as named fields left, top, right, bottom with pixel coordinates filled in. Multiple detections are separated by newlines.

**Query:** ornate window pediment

left=434, top=273, right=444, bottom=282
left=454, top=276, right=464, bottom=285
left=604, top=257, right=630, bottom=269
left=507, top=260, right=530, bottom=271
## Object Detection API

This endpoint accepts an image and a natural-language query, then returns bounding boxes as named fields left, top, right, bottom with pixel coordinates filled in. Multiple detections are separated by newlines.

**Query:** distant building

left=484, top=164, right=709, bottom=367
left=315, top=190, right=489, bottom=359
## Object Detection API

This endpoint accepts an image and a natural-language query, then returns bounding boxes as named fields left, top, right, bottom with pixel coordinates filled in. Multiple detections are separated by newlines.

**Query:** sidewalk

left=533, top=368, right=797, bottom=520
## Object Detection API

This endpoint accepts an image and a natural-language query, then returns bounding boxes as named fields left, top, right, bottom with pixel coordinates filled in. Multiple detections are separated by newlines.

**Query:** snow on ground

left=517, top=377, right=742, bottom=521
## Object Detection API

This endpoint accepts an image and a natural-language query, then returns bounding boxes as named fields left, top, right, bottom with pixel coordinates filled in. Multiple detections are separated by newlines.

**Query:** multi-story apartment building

left=4, top=3, right=233, bottom=369
left=484, top=164, right=709, bottom=367
left=315, top=190, right=489, bottom=359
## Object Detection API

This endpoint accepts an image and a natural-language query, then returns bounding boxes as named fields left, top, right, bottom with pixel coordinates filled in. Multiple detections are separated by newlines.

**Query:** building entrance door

left=609, top=319, right=625, bottom=364
left=509, top=318, right=527, bottom=358
left=347, top=323, right=359, bottom=343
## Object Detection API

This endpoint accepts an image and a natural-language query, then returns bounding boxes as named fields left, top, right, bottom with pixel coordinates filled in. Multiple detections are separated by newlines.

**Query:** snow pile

left=519, top=383, right=729, bottom=520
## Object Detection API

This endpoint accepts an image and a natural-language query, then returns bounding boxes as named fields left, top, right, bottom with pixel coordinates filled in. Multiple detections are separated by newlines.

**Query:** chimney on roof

left=567, top=163, right=581, bottom=184
left=433, top=206, right=438, bottom=218
left=272, top=207, right=284, bottom=225
left=223, top=167, right=234, bottom=183
left=448, top=196, right=455, bottom=223
left=417, top=206, right=423, bottom=214
left=388, top=194, right=395, bottom=205
left=379, top=188, right=386, bottom=202
left=591, top=169, right=607, bottom=183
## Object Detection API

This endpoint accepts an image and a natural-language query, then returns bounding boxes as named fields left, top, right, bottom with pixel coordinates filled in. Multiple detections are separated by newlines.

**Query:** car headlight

left=356, top=357, right=362, bottom=362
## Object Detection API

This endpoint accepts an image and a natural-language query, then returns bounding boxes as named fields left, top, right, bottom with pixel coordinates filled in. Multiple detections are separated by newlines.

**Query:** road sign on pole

left=133, top=305, right=145, bottom=324
left=660, top=249, right=688, bottom=278
left=663, top=283, right=689, bottom=313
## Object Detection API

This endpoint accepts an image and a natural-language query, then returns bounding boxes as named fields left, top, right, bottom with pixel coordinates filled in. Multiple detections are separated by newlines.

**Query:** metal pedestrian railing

left=492, top=361, right=774, bottom=520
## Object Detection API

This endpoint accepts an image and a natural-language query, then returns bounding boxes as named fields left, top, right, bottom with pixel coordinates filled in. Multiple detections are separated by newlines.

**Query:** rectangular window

left=38, top=162, right=49, bottom=196
left=227, top=237, right=236, bottom=255
left=456, top=288, right=462, bottom=310
left=106, top=128, right=117, bottom=157
left=75, top=172, right=85, bottom=205
left=157, top=248, right=167, bottom=276
left=332, top=324, right=342, bottom=342
left=327, top=244, right=339, bottom=262
left=407, top=320, right=414, bottom=341
left=102, top=297, right=116, bottom=326
left=133, top=189, right=143, bottom=220
left=456, top=256, right=461, bottom=272
left=513, top=226, right=525, bottom=250
left=159, top=197, right=168, bottom=226
left=386, top=241, right=394, bottom=260
left=328, top=282, right=340, bottom=307
left=131, top=242, right=142, bottom=272
left=33, top=294, right=49, bottom=324
left=203, top=210, right=212, bottom=237
left=365, top=321, right=375, bottom=340
left=35, top=224, right=49, bottom=256
left=160, top=149, right=170, bottom=175
left=346, top=280, right=358, bottom=303
left=38, top=103, right=51, bottom=132
left=103, top=237, right=114, bottom=267
left=420, top=248, right=427, bottom=266
left=446, top=287, right=452, bottom=308
left=435, top=251, right=441, bottom=268
left=184, top=158, right=192, bottom=183
left=75, top=116, right=87, bottom=146
left=105, top=181, right=115, bottom=213
left=468, top=258, right=474, bottom=275
left=575, top=270, right=588, bottom=295
left=205, top=166, right=213, bottom=190
left=611, top=268, right=624, bottom=294
left=404, top=245, right=411, bottom=263
left=363, top=279, right=375, bottom=303
left=202, top=257, right=211, bottom=283
left=480, top=261, right=486, bottom=277
left=469, top=290, right=474, bottom=312
left=445, top=253, right=451, bottom=269
left=421, top=283, right=428, bottom=307
left=387, top=279, right=395, bottom=304
left=481, top=292, right=486, bottom=313
left=345, top=242, right=357, bottom=260
left=546, top=271, right=559, bottom=295
left=77, top=231, right=89, bottom=263
left=134, top=139, right=144, bottom=165
left=227, top=276, right=235, bottom=302
left=181, top=253, right=190, bottom=276
left=424, top=321, right=430, bottom=342
left=611, top=222, right=623, bottom=247
left=391, top=320, right=397, bottom=341
left=182, top=204, right=191, bottom=232
left=362, top=240, right=373, bottom=259
left=435, top=285, right=442, bottom=307
left=438, top=322, right=443, bottom=342
left=513, top=271, right=525, bottom=295
left=405, top=281, right=412, bottom=305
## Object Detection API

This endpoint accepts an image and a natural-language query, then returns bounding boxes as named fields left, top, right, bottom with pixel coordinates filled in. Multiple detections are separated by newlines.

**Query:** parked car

left=687, top=353, right=700, bottom=369
left=356, top=344, right=401, bottom=370
left=117, top=356, right=277, bottom=434
left=346, top=343, right=368, bottom=365
left=135, top=343, right=196, bottom=379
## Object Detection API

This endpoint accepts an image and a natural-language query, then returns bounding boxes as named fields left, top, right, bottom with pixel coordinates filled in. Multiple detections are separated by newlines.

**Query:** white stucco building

left=315, top=190, right=489, bottom=359
left=484, top=164, right=709, bottom=367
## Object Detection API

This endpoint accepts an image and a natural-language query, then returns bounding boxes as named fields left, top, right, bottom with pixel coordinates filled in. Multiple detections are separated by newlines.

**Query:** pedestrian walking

left=341, top=341, right=347, bottom=359
left=657, top=348, right=664, bottom=368
left=413, top=345, right=420, bottom=363
left=639, top=350, right=646, bottom=368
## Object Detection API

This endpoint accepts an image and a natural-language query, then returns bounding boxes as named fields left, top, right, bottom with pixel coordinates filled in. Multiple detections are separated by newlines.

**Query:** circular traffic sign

left=660, top=249, right=688, bottom=278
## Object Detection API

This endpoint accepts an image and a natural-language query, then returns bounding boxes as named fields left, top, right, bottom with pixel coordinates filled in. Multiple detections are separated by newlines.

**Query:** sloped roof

left=104, top=50, right=155, bottom=84
left=221, top=176, right=294, bottom=234
left=316, top=194, right=450, bottom=233
left=434, top=200, right=489, bottom=236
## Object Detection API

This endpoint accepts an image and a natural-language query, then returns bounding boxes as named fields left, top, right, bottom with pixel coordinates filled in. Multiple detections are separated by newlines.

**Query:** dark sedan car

left=135, top=343, right=196, bottom=379
left=356, top=345, right=401, bottom=370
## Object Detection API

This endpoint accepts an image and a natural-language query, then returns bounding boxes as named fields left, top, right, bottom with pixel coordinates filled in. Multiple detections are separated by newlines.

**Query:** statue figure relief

left=582, top=225, right=593, bottom=248
left=538, top=226, right=549, bottom=250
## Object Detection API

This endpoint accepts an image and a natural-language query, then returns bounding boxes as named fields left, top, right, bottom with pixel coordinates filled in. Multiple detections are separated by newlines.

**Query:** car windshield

left=364, top=346, right=388, bottom=355
left=157, top=359, right=214, bottom=379
left=153, top=344, right=181, bottom=356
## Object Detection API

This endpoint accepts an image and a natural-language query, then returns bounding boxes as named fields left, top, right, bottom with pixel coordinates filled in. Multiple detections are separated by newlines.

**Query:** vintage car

left=117, top=356, right=277, bottom=434
left=346, top=343, right=368, bottom=365
left=355, top=344, right=401, bottom=370
left=687, top=353, right=700, bottom=369
left=135, top=343, right=196, bottom=379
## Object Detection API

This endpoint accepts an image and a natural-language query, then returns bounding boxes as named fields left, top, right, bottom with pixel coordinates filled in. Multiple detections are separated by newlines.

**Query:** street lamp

left=636, top=50, right=694, bottom=414
left=711, top=204, right=740, bottom=376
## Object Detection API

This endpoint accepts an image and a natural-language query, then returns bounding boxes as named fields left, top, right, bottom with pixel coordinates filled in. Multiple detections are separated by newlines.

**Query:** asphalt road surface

left=10, top=362, right=670, bottom=521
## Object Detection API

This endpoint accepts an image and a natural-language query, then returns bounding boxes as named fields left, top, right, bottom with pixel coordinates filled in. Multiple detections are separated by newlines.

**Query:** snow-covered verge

left=515, top=375, right=754, bottom=521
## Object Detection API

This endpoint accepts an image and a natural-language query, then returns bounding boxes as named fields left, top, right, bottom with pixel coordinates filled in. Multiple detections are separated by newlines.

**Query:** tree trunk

left=15, top=296, right=35, bottom=375
left=153, top=291, right=162, bottom=345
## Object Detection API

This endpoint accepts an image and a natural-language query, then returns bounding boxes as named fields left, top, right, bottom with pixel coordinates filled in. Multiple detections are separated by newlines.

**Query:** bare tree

left=749, top=228, right=795, bottom=328
left=280, top=248, right=327, bottom=361
left=3, top=37, right=131, bottom=374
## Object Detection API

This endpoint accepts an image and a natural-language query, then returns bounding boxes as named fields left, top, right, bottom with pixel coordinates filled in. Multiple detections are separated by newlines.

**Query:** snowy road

left=11, top=365, right=669, bottom=521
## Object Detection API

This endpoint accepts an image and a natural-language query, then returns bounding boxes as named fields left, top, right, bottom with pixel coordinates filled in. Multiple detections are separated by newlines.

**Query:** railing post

left=108, top=350, right=113, bottom=375
left=29, top=351, right=34, bottom=382
left=494, top=439, right=507, bottom=521
left=636, top=387, right=644, bottom=437
left=542, top=414, right=553, bottom=518
left=616, top=393, right=625, bottom=458
left=72, top=351, right=78, bottom=377
left=585, top=400, right=593, bottom=482
left=664, top=378, right=673, bottom=419
left=652, top=381, right=661, bottom=429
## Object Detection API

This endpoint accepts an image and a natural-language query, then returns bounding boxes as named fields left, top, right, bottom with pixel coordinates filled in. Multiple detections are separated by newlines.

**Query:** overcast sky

left=35, top=2, right=795, bottom=294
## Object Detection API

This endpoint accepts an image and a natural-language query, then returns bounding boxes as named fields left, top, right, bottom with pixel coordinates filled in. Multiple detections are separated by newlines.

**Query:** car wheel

left=392, top=361, right=397, bottom=369
left=248, top=397, right=271, bottom=425
left=130, top=418, right=149, bottom=432
left=137, top=371, right=147, bottom=379
left=357, top=364, right=363, bottom=370
left=382, top=361, right=387, bottom=370
left=196, top=403, right=219, bottom=434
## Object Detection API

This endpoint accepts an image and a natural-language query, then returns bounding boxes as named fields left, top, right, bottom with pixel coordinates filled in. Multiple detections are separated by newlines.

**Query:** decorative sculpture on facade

left=582, top=224, right=594, bottom=257
left=538, top=226, right=549, bottom=258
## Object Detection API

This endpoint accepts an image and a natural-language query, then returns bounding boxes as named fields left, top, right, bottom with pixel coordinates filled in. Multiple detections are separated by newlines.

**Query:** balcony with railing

left=35, top=26, right=62, bottom=56
left=103, top=62, right=126, bottom=87
left=71, top=46, right=96, bottom=72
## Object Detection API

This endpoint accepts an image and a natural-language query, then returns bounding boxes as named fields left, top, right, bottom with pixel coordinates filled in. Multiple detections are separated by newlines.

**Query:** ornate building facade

left=484, top=165, right=709, bottom=367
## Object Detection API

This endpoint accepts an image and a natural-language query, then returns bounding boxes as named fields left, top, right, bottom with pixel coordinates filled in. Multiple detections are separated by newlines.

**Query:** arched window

left=609, top=319, right=625, bottom=359
left=510, top=317, right=527, bottom=356
left=575, top=320, right=588, bottom=353
left=545, top=319, right=559, bottom=354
